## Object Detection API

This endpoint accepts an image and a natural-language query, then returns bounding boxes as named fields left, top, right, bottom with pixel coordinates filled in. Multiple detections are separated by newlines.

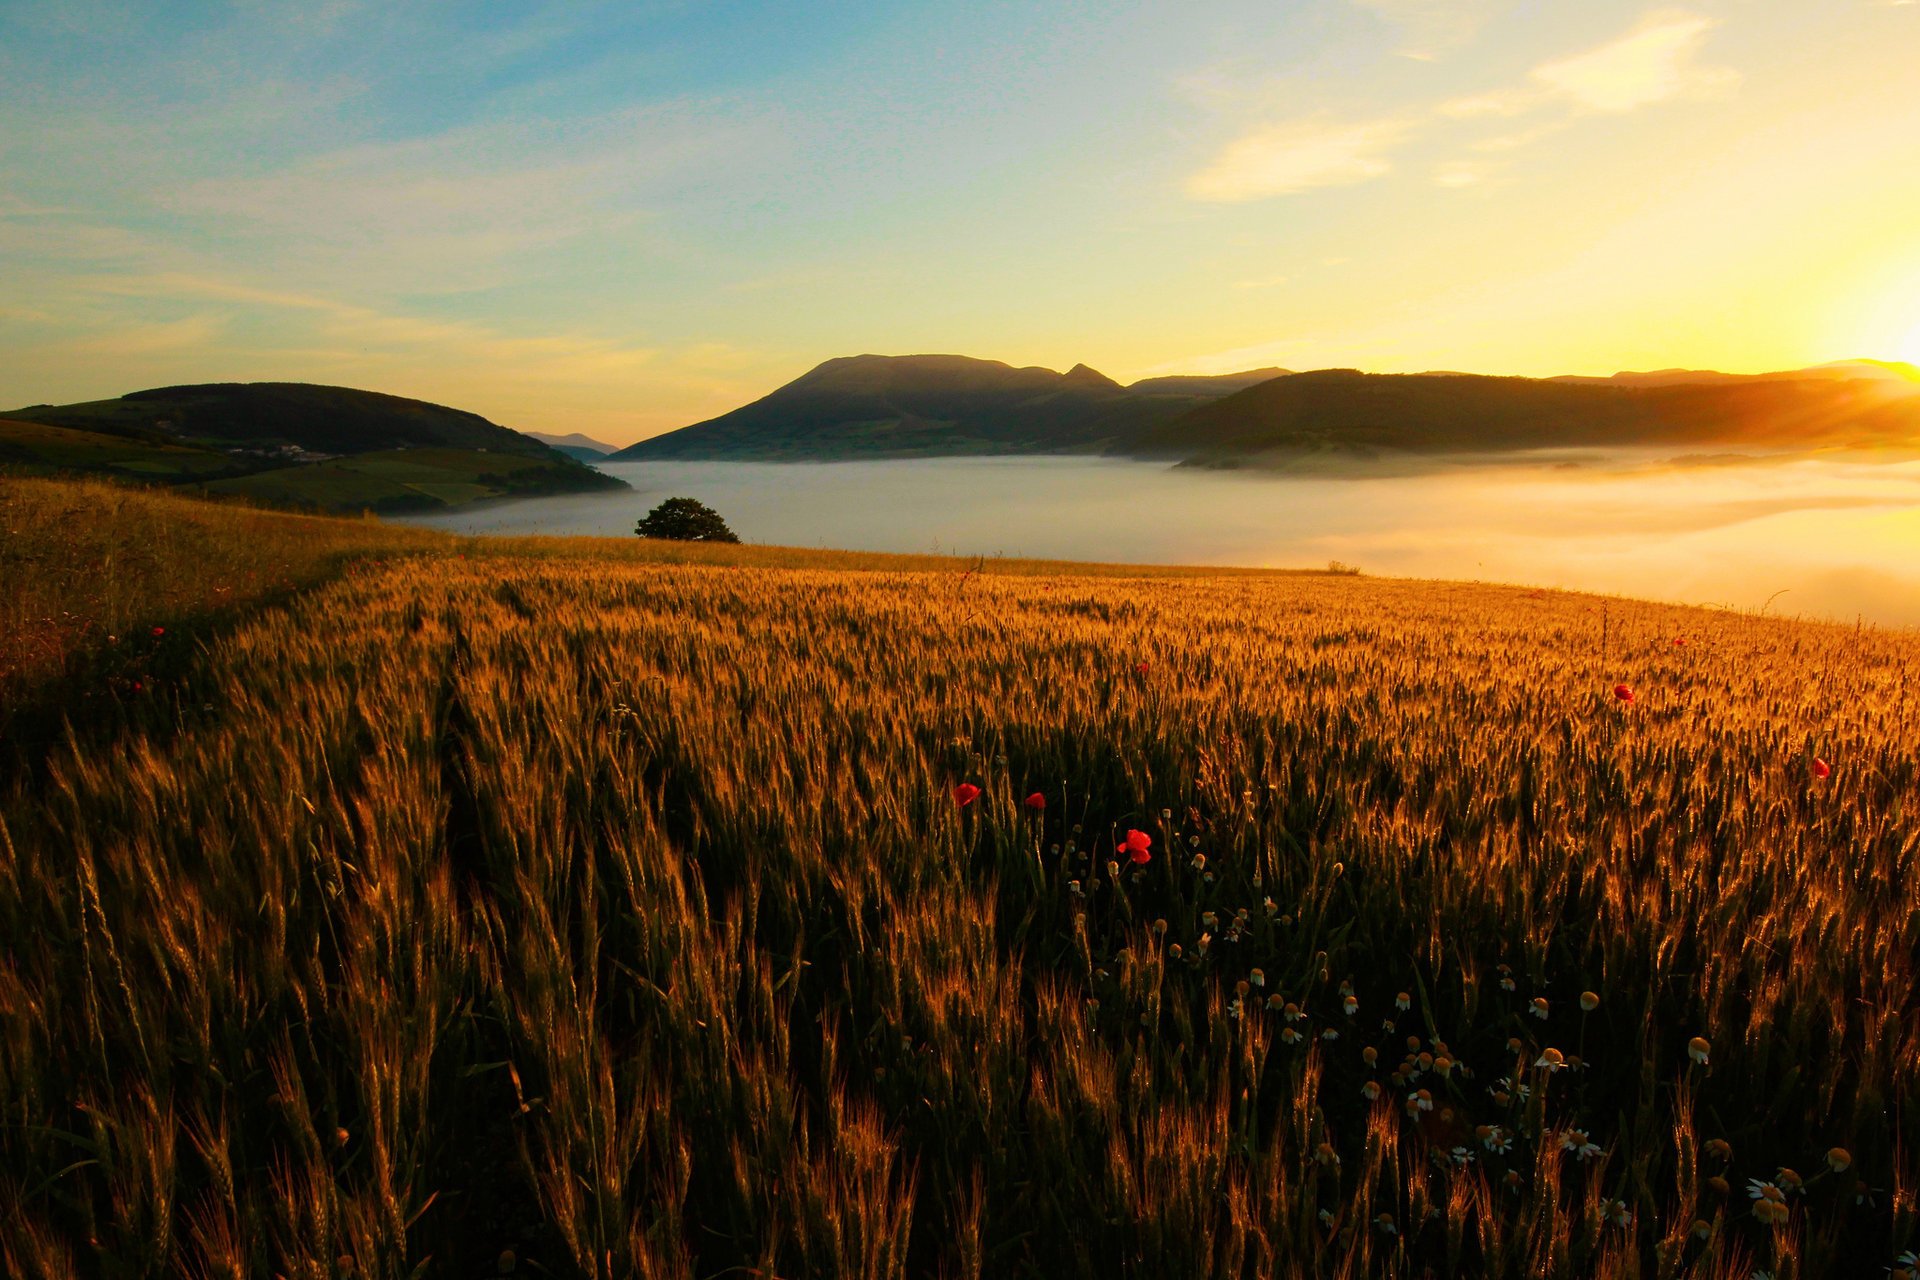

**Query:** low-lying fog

left=396, top=453, right=1920, bottom=627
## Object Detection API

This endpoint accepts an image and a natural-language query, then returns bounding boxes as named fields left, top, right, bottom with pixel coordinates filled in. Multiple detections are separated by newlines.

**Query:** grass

left=194, top=448, right=613, bottom=514
left=1, top=476, right=1916, bottom=1279
left=0, top=419, right=237, bottom=481
left=0, top=477, right=449, bottom=725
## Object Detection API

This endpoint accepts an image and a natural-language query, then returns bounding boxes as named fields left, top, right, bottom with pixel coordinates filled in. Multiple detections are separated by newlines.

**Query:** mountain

left=1, top=382, right=626, bottom=513
left=1550, top=359, right=1920, bottom=387
left=529, top=430, right=619, bottom=460
left=1125, top=368, right=1290, bottom=397
left=1124, top=368, right=1920, bottom=465
left=609, top=355, right=1288, bottom=460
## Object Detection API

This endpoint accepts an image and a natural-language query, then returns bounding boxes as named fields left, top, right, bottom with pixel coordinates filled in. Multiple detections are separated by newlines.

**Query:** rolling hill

left=608, top=354, right=1288, bottom=460
left=1123, top=367, right=1920, bottom=465
left=1, top=382, right=625, bottom=512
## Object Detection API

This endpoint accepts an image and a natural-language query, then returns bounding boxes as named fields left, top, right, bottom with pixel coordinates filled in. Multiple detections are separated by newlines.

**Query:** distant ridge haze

left=1125, top=366, right=1920, bottom=466
left=610, top=353, right=1920, bottom=462
left=609, top=354, right=1291, bottom=461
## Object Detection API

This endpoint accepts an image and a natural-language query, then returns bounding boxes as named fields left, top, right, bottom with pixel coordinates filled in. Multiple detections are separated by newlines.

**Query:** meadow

left=1, top=477, right=1916, bottom=1279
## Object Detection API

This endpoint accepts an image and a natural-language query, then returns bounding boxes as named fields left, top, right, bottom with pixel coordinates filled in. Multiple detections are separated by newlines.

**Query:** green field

left=200, top=448, right=596, bottom=513
left=0, top=418, right=238, bottom=481
left=1, top=477, right=1915, bottom=1279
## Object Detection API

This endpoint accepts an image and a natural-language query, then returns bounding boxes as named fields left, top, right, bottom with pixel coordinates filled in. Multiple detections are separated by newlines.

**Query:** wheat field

left=2, top=485, right=1916, bottom=1278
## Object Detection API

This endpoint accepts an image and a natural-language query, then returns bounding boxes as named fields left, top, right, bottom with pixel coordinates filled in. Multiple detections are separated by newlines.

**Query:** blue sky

left=4, top=1, right=1918, bottom=442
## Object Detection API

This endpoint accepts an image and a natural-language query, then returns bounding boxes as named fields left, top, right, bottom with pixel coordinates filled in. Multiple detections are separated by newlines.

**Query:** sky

left=3, top=0, right=1918, bottom=445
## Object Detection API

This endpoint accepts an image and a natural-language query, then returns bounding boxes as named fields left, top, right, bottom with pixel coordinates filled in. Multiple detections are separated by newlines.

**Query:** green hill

left=609, top=354, right=1285, bottom=460
left=1125, top=368, right=1920, bottom=464
left=2, top=382, right=625, bottom=512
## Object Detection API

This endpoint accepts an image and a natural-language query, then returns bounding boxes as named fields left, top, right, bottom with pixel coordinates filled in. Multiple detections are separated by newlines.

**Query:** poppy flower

left=1121, top=829, right=1152, bottom=865
left=151, top=626, right=165, bottom=637
left=953, top=783, right=982, bottom=807
left=1023, top=792, right=1047, bottom=810
left=1613, top=684, right=1634, bottom=703
left=1133, top=662, right=1150, bottom=675
left=1672, top=637, right=1687, bottom=647
left=1811, top=758, right=1832, bottom=780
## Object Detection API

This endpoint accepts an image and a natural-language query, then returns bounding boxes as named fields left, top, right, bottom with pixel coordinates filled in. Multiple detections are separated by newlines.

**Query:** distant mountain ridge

left=1548, top=359, right=1920, bottom=388
left=1123, top=367, right=1920, bottom=465
left=609, top=355, right=1291, bottom=461
left=610, top=354, right=1920, bottom=463
left=530, top=430, right=619, bottom=460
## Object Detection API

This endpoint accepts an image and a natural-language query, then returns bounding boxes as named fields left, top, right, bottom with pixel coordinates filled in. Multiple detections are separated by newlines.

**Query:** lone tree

left=635, top=497, right=740, bottom=543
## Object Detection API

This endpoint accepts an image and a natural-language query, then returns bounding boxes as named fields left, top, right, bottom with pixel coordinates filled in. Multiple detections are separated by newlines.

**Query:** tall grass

left=0, top=480, right=1915, bottom=1277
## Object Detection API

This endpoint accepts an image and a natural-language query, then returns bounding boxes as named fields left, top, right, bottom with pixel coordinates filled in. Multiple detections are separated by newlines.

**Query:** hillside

left=2, top=381, right=624, bottom=511
left=530, top=430, right=619, bottom=460
left=609, top=354, right=1286, bottom=460
left=1126, top=367, right=1920, bottom=463
left=1, top=474, right=1911, bottom=1278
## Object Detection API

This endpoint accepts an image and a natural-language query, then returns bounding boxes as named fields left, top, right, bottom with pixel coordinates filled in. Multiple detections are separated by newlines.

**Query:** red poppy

left=1812, top=758, right=1832, bottom=780
left=1134, top=662, right=1150, bottom=674
left=953, top=783, right=982, bottom=807
left=1613, top=684, right=1634, bottom=703
left=151, top=626, right=165, bottom=637
left=1023, top=792, right=1047, bottom=810
left=1121, top=829, right=1152, bottom=865
left=1672, top=638, right=1687, bottom=647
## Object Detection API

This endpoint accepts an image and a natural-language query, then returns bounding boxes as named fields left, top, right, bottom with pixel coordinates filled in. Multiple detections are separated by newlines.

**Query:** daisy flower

left=1560, top=1129, right=1603, bottom=1161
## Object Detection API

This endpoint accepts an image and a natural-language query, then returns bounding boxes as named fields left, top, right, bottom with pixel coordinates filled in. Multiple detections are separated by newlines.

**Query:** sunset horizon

left=8, top=5, right=1920, bottom=1275
left=6, top=2, right=1919, bottom=443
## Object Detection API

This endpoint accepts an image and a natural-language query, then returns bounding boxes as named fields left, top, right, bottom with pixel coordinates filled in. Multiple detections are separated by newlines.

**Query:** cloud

left=1436, top=88, right=1538, bottom=120
left=70, top=269, right=666, bottom=382
left=1186, top=117, right=1413, bottom=202
left=65, top=314, right=227, bottom=356
left=1347, top=0, right=1501, bottom=58
left=155, top=98, right=765, bottom=294
left=1529, top=11, right=1738, bottom=113
left=1185, top=10, right=1735, bottom=204
left=1433, top=161, right=1494, bottom=188
left=1437, top=11, right=1736, bottom=120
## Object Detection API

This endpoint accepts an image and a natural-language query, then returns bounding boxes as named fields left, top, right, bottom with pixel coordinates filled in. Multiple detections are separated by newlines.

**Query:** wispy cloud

left=65, top=314, right=228, bottom=356
left=1433, top=161, right=1494, bottom=189
left=1186, top=116, right=1413, bottom=202
left=160, top=99, right=760, bottom=293
left=1190, top=10, right=1736, bottom=203
left=1347, top=0, right=1502, bottom=60
left=78, top=271, right=665, bottom=383
left=1529, top=10, right=1738, bottom=113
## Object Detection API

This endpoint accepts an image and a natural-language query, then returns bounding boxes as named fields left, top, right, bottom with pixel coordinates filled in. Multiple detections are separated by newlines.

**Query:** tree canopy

left=634, top=496, right=739, bottom=543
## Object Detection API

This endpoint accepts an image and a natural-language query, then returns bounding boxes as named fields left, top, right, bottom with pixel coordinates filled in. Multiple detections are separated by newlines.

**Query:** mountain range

left=608, top=355, right=1291, bottom=461
left=609, top=354, right=1920, bottom=464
